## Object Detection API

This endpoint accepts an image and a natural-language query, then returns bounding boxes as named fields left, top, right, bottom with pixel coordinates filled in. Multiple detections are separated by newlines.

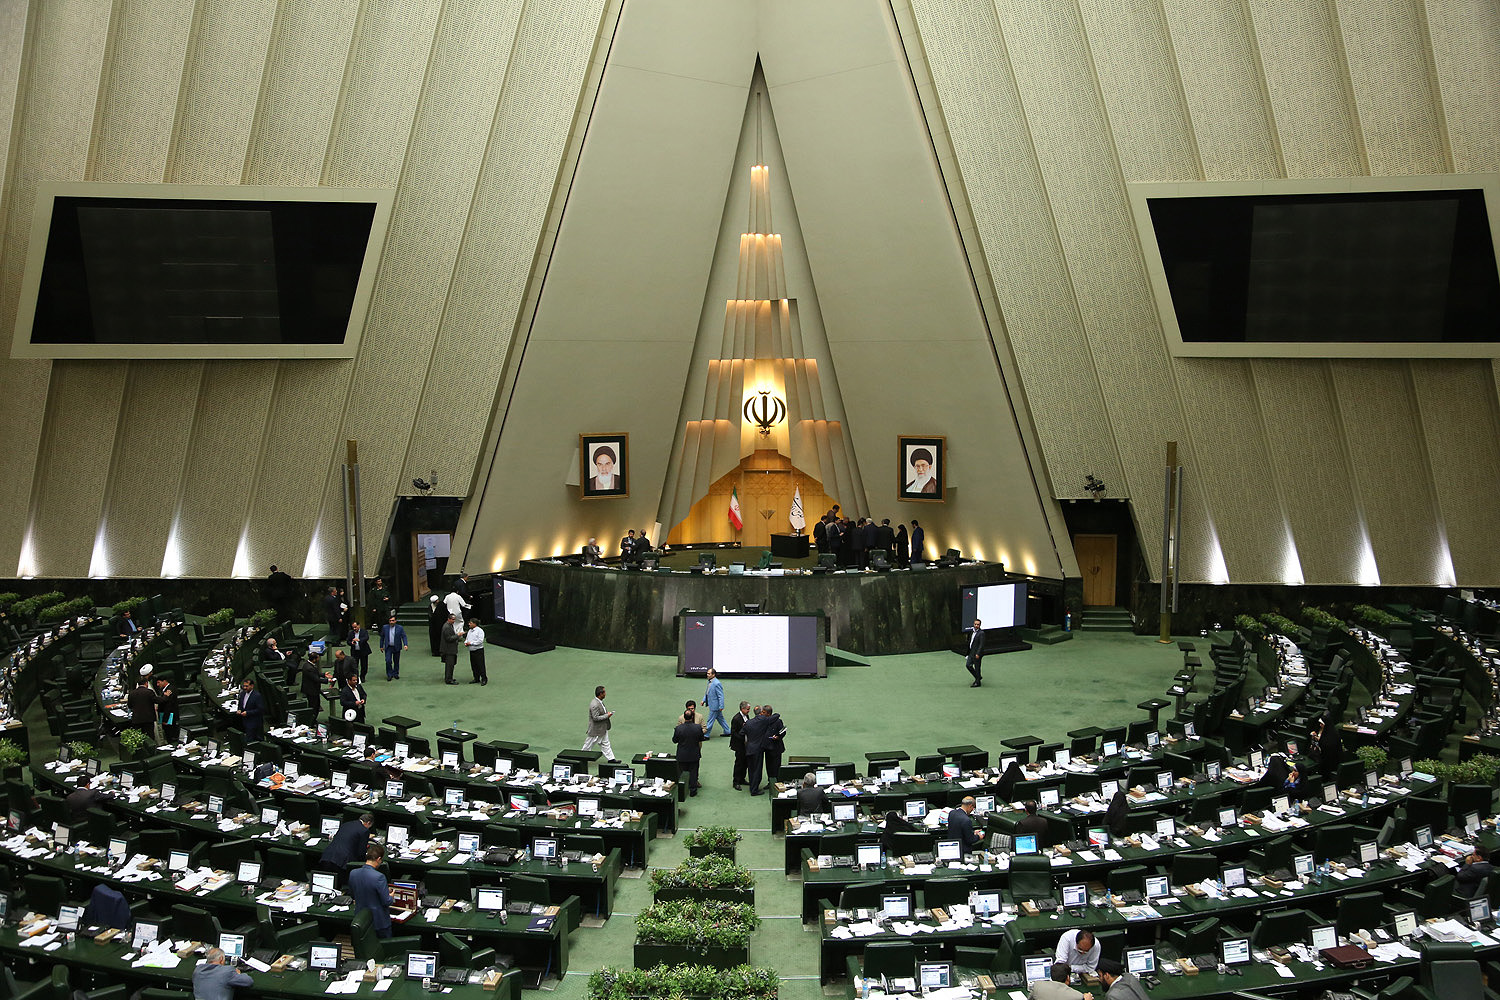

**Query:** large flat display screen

left=493, top=578, right=541, bottom=630
left=680, top=614, right=821, bottom=676
left=960, top=582, right=1027, bottom=629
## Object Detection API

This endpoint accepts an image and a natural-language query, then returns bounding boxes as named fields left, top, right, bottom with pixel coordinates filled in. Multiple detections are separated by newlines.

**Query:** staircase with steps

left=1021, top=624, right=1073, bottom=645
left=1082, top=607, right=1135, bottom=633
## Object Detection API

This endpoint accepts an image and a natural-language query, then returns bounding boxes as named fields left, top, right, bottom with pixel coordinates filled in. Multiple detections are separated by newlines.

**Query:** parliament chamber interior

left=1, top=2, right=1499, bottom=1000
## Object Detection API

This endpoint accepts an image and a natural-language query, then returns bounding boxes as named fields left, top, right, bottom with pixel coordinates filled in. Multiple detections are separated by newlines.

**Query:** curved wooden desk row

left=790, top=767, right=1440, bottom=922
left=0, top=924, right=522, bottom=1000
left=511, top=558, right=1019, bottom=655
left=32, top=760, right=622, bottom=924
left=136, top=743, right=660, bottom=870
left=0, top=830, right=575, bottom=979
left=812, top=846, right=1471, bottom=981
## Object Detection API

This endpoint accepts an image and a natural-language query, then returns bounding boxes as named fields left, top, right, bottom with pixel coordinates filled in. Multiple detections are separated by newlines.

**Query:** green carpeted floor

left=28, top=625, right=1196, bottom=996
left=341, top=627, right=1192, bottom=996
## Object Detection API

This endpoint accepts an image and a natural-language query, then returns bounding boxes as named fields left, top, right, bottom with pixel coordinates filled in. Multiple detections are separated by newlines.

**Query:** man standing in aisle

left=379, top=613, right=407, bottom=681
left=439, top=613, right=463, bottom=685
left=672, top=707, right=707, bottom=796
left=582, top=685, right=620, bottom=763
left=730, top=701, right=753, bottom=790
left=964, top=618, right=985, bottom=688
left=349, top=843, right=395, bottom=938
left=237, top=677, right=266, bottom=741
left=910, top=519, right=925, bottom=563
left=702, top=668, right=729, bottom=738
left=348, top=620, right=371, bottom=682
left=465, top=618, right=488, bottom=685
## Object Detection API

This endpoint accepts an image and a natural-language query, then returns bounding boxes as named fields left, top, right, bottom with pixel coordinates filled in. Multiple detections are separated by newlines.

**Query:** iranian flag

left=728, top=487, right=743, bottom=531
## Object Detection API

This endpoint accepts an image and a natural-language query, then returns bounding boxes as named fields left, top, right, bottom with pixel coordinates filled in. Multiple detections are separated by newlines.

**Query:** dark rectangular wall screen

left=29, top=196, right=378, bottom=346
left=1148, top=189, right=1500, bottom=344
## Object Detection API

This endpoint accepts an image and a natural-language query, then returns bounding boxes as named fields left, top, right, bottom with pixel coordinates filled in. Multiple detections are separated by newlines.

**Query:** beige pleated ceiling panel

left=456, top=0, right=1068, bottom=581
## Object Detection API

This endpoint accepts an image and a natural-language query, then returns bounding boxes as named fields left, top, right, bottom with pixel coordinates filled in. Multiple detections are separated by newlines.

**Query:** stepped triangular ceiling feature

left=658, top=71, right=864, bottom=532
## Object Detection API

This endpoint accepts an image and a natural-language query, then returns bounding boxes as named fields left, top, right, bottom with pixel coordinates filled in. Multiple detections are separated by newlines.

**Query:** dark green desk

left=0, top=924, right=521, bottom=1000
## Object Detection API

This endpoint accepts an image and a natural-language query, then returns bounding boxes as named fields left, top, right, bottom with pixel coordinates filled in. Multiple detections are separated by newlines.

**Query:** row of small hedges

left=587, top=965, right=777, bottom=1000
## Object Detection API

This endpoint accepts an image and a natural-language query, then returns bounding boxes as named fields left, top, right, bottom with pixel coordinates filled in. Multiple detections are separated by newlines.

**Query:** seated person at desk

left=1016, top=800, right=1049, bottom=843
left=1457, top=845, right=1494, bottom=898
left=1030, top=961, right=1093, bottom=1000
left=193, top=946, right=254, bottom=1000
left=350, top=843, right=395, bottom=937
left=581, top=538, right=602, bottom=565
left=996, top=759, right=1026, bottom=801
left=1307, top=716, right=1342, bottom=773
left=796, top=773, right=831, bottom=816
left=65, top=773, right=105, bottom=821
left=1105, top=789, right=1130, bottom=839
left=1054, top=928, right=1100, bottom=975
left=1257, top=753, right=1301, bottom=793
left=320, top=813, right=375, bottom=868
left=947, top=795, right=982, bottom=856
left=1096, top=957, right=1147, bottom=1000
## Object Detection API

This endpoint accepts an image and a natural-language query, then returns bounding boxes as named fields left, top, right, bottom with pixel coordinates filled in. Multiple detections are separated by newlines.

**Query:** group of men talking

left=812, top=507, right=925, bottom=569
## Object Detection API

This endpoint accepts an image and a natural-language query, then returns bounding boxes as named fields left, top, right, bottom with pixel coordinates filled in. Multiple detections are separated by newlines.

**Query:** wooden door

left=1073, top=533, right=1118, bottom=607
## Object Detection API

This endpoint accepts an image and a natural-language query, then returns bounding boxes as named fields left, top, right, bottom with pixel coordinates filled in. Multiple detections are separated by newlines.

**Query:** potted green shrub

left=67, top=740, right=97, bottom=761
left=586, top=964, right=778, bottom=1000
left=1234, top=614, right=1264, bottom=636
left=249, top=608, right=278, bottom=627
left=118, top=728, right=152, bottom=760
left=633, top=899, right=759, bottom=970
left=203, top=608, right=236, bottom=634
left=649, top=854, right=756, bottom=904
left=683, top=824, right=740, bottom=860
left=0, top=739, right=28, bottom=777
left=1353, top=745, right=1387, bottom=772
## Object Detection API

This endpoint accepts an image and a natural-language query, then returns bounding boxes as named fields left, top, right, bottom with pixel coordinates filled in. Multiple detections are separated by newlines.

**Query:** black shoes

left=607, top=758, right=621, bottom=764
left=970, top=680, right=981, bottom=687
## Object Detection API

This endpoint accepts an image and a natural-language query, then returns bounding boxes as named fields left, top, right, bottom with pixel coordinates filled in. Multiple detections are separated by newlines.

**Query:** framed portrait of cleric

left=898, top=435, right=945, bottom=502
left=580, top=433, right=628, bottom=499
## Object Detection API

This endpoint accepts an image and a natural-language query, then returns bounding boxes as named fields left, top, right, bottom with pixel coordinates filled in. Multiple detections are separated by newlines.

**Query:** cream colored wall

left=4, top=0, right=1498, bottom=589
left=455, top=0, right=1071, bottom=579
left=900, top=0, right=1500, bottom=585
left=0, top=0, right=612, bottom=579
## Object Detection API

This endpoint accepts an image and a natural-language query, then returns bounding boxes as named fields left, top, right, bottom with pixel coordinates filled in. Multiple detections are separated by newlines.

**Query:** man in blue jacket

left=702, top=668, right=729, bottom=738
left=379, top=613, right=408, bottom=681
left=349, top=842, right=395, bottom=937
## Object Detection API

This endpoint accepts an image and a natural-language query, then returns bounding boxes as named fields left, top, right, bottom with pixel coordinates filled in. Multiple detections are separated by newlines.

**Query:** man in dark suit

left=348, top=622, right=371, bottom=681
left=910, top=519, right=925, bottom=562
left=127, top=670, right=159, bottom=733
left=964, top=618, right=985, bottom=687
left=620, top=530, right=637, bottom=560
left=850, top=517, right=867, bottom=568
left=1016, top=801, right=1049, bottom=844
left=876, top=519, right=895, bottom=561
left=265, top=564, right=296, bottom=621
left=729, top=701, right=752, bottom=790
left=672, top=708, right=707, bottom=796
left=379, top=614, right=408, bottom=681
left=320, top=813, right=374, bottom=867
left=340, top=674, right=367, bottom=724
left=236, top=678, right=266, bottom=741
left=861, top=518, right=879, bottom=567
left=454, top=572, right=470, bottom=604
left=762, top=705, right=786, bottom=784
left=349, top=843, right=395, bottom=938
left=744, top=707, right=771, bottom=795
left=795, top=773, right=831, bottom=816
left=323, top=588, right=344, bottom=645
left=824, top=517, right=841, bottom=561
left=65, top=773, right=106, bottom=821
left=947, top=796, right=982, bottom=856
left=812, top=516, right=828, bottom=553
left=115, top=608, right=141, bottom=641
left=298, top=652, right=328, bottom=711
left=263, top=638, right=287, bottom=662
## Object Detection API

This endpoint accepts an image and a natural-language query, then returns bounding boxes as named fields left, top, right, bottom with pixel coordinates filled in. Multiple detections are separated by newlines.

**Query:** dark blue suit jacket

left=238, top=690, right=266, bottom=738
left=320, top=818, right=370, bottom=866
left=947, top=806, right=980, bottom=854
left=349, top=863, right=392, bottom=934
